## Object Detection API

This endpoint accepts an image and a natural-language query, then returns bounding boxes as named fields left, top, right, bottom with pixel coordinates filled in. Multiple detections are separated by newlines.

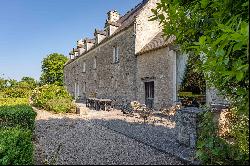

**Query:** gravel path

left=33, top=108, right=185, bottom=165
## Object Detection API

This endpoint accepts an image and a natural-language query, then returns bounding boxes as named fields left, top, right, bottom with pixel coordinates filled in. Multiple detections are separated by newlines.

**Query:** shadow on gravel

left=34, top=115, right=194, bottom=165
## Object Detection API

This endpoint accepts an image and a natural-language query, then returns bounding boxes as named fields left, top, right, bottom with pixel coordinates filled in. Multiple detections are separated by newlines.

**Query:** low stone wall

left=212, top=108, right=231, bottom=137
left=175, top=107, right=205, bottom=148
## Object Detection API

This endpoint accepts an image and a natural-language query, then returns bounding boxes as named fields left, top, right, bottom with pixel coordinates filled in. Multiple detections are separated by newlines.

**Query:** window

left=93, top=58, right=96, bottom=69
left=83, top=82, right=86, bottom=93
left=83, top=62, right=86, bottom=73
left=113, top=46, right=119, bottom=63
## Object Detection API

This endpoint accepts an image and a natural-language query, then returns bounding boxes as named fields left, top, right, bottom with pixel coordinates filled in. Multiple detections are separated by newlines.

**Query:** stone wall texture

left=64, top=0, right=176, bottom=109
left=64, top=26, right=137, bottom=103
left=136, top=47, right=175, bottom=110
left=135, top=0, right=161, bottom=54
left=175, top=107, right=205, bottom=148
left=64, top=0, right=227, bottom=110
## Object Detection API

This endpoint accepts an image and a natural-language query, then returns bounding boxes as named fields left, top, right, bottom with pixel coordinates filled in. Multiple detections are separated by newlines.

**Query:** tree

left=40, top=53, right=68, bottom=86
left=19, top=77, right=37, bottom=89
left=0, top=77, right=8, bottom=90
left=180, top=53, right=206, bottom=94
left=151, top=0, right=248, bottom=164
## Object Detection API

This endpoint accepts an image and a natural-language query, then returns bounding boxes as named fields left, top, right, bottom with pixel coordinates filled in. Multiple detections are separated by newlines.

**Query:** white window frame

left=113, top=46, right=119, bottom=63
left=93, top=58, right=96, bottom=69
left=74, top=82, right=77, bottom=100
left=83, top=82, right=86, bottom=93
left=77, top=83, right=80, bottom=97
left=83, top=62, right=86, bottom=73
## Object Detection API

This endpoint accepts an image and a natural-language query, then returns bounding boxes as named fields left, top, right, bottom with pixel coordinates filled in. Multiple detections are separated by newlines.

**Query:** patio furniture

left=99, top=99, right=112, bottom=111
left=86, top=97, right=113, bottom=111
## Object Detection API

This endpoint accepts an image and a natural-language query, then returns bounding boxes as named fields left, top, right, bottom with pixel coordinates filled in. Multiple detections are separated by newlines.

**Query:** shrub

left=2, top=87, right=31, bottom=98
left=196, top=110, right=249, bottom=165
left=0, top=127, right=33, bottom=165
left=0, top=105, right=37, bottom=130
left=45, top=98, right=76, bottom=113
left=31, top=84, right=75, bottom=113
left=0, top=98, right=28, bottom=106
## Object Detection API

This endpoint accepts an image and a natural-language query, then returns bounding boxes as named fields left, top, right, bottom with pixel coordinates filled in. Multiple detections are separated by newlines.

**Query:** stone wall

left=206, top=87, right=229, bottom=105
left=136, top=47, right=175, bottom=110
left=175, top=107, right=205, bottom=148
left=135, top=0, right=162, bottom=54
left=64, top=26, right=137, bottom=103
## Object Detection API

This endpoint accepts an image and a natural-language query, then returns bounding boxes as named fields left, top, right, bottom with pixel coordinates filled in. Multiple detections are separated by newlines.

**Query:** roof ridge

left=118, top=0, right=149, bottom=24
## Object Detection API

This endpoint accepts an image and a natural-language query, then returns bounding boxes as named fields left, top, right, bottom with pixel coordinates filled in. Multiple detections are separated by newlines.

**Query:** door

left=145, top=81, right=154, bottom=108
left=74, top=82, right=80, bottom=100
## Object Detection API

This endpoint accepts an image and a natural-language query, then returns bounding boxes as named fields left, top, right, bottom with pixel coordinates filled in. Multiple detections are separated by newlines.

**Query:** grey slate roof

left=94, top=29, right=106, bottom=36
left=114, top=0, right=149, bottom=35
left=84, top=38, right=95, bottom=44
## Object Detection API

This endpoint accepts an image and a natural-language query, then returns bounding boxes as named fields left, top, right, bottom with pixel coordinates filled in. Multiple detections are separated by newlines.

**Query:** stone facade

left=136, top=47, right=175, bottom=109
left=64, top=0, right=225, bottom=110
left=134, top=0, right=162, bottom=54
left=64, top=26, right=137, bottom=103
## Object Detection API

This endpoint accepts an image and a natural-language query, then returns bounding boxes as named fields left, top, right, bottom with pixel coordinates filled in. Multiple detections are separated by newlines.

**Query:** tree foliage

left=150, top=0, right=249, bottom=164
left=40, top=53, right=68, bottom=86
left=0, top=76, right=37, bottom=98
left=180, top=53, right=206, bottom=94
left=20, top=77, right=37, bottom=89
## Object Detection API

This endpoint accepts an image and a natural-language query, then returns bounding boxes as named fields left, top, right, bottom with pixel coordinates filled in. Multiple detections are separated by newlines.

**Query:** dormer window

left=113, top=46, right=119, bottom=63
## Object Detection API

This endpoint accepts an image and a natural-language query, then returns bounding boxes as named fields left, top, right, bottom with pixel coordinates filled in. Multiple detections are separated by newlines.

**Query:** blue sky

left=0, top=0, right=141, bottom=81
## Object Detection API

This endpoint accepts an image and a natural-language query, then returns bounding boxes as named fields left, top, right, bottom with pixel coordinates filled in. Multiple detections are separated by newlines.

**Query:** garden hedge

left=0, top=104, right=36, bottom=130
left=0, top=127, right=33, bottom=165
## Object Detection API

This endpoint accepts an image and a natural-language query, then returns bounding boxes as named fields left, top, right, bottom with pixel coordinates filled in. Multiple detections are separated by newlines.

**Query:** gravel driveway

left=33, top=108, right=185, bottom=165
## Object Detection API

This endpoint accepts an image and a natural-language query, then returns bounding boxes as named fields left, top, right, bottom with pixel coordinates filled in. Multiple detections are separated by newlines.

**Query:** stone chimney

left=84, top=38, right=95, bottom=51
left=105, top=10, right=121, bottom=36
left=94, top=29, right=106, bottom=44
left=77, top=39, right=86, bottom=55
left=73, top=48, right=79, bottom=57
left=107, top=10, right=120, bottom=22
left=69, top=50, right=74, bottom=60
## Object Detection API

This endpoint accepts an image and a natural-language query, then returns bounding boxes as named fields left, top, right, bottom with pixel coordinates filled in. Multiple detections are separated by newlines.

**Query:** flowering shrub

left=0, top=98, right=29, bottom=106
left=31, top=84, right=75, bottom=113
left=45, top=99, right=76, bottom=113
left=2, top=87, right=32, bottom=98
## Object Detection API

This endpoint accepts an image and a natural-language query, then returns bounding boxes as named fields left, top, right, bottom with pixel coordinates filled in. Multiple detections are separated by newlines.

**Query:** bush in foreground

left=0, top=105, right=37, bottom=130
left=0, top=127, right=33, bottom=165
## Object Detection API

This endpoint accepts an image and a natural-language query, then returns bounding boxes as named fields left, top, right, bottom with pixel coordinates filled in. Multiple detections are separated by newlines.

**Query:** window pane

left=113, top=47, right=116, bottom=63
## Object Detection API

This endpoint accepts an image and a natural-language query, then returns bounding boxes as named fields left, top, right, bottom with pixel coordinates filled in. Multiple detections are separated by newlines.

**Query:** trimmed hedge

left=0, top=98, right=28, bottom=106
left=0, top=127, right=33, bottom=165
left=0, top=105, right=37, bottom=130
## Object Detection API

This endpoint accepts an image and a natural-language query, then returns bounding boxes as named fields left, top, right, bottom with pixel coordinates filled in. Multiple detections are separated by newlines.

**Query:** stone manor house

left=63, top=0, right=223, bottom=110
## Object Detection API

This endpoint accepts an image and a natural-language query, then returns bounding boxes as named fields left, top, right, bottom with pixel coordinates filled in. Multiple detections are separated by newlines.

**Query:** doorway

left=145, top=81, right=154, bottom=108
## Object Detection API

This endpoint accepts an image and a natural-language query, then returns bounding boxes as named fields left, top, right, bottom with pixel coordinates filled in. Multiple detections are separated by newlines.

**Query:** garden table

left=99, top=99, right=112, bottom=111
